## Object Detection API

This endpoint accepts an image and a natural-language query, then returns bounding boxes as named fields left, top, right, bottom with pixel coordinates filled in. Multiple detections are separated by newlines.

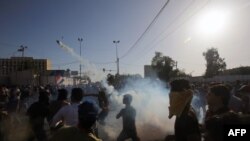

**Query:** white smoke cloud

left=56, top=40, right=106, bottom=82
left=99, top=78, right=175, bottom=141
left=56, top=40, right=175, bottom=140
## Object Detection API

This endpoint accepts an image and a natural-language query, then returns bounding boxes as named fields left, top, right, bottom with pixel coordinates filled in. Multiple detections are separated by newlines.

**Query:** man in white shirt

left=51, top=88, right=83, bottom=127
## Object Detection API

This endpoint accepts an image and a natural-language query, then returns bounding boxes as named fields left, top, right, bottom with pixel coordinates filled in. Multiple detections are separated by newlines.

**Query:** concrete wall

left=40, top=76, right=74, bottom=86
left=186, top=75, right=250, bottom=83
left=10, top=70, right=34, bottom=85
left=5, top=70, right=75, bottom=86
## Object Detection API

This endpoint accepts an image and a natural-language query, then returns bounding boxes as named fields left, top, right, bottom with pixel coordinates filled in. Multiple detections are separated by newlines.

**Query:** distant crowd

left=0, top=79, right=250, bottom=141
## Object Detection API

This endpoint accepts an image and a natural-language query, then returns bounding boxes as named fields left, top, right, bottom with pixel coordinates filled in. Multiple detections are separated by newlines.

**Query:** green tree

left=170, top=69, right=189, bottom=78
left=203, top=48, right=226, bottom=78
left=151, top=52, right=176, bottom=82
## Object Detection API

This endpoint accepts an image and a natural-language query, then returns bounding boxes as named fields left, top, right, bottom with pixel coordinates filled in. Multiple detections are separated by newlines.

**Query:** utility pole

left=113, top=40, right=120, bottom=75
left=18, top=45, right=28, bottom=57
left=78, top=37, right=83, bottom=78
left=175, top=61, right=178, bottom=69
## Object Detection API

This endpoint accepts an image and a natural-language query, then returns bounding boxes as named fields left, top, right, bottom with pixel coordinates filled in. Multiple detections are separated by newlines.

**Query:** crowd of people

left=167, top=79, right=250, bottom=141
left=0, top=79, right=250, bottom=141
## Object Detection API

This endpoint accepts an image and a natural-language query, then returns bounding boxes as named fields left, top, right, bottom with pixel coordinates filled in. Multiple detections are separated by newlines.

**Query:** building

left=0, top=57, right=51, bottom=76
left=0, top=57, right=76, bottom=86
left=0, top=57, right=51, bottom=85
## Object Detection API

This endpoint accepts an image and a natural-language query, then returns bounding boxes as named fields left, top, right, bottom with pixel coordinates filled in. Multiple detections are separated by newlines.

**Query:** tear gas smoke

left=0, top=113, right=34, bottom=141
left=99, top=78, right=175, bottom=141
left=56, top=40, right=105, bottom=82
left=56, top=40, right=175, bottom=140
left=191, top=93, right=206, bottom=124
left=100, top=78, right=206, bottom=140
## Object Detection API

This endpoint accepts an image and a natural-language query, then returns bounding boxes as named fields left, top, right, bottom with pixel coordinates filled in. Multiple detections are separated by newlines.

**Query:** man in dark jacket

left=27, top=90, right=50, bottom=141
left=205, top=84, right=240, bottom=141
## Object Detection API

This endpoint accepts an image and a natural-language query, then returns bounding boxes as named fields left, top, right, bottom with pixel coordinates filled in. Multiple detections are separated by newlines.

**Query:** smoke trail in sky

left=56, top=40, right=105, bottom=82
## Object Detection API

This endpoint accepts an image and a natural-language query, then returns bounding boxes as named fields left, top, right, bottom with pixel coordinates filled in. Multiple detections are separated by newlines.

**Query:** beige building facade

left=0, top=57, right=52, bottom=85
left=0, top=57, right=51, bottom=76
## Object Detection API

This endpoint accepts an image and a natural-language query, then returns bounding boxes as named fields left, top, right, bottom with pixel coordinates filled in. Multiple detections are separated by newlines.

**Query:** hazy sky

left=1, top=0, right=250, bottom=76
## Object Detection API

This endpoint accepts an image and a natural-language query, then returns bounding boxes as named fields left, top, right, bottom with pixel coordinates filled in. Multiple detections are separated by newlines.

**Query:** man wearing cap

left=50, top=101, right=102, bottom=141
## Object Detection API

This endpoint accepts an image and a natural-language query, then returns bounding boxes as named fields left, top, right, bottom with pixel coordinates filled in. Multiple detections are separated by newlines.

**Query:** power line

left=119, top=0, right=171, bottom=59
left=118, top=0, right=211, bottom=70
left=126, top=0, right=195, bottom=64
left=144, top=0, right=211, bottom=54
left=136, top=0, right=195, bottom=58
left=130, top=0, right=211, bottom=64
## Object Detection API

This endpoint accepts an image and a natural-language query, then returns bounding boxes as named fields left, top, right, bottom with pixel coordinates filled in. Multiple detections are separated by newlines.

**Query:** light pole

left=113, top=40, right=120, bottom=75
left=18, top=45, right=28, bottom=57
left=78, top=38, right=83, bottom=79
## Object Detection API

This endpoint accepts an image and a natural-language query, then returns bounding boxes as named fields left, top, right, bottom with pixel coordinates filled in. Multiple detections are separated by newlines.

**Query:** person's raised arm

left=116, top=109, right=123, bottom=119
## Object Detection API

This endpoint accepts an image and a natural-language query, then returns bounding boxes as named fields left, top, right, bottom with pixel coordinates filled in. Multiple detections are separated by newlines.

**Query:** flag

left=54, top=70, right=64, bottom=85
left=55, top=73, right=64, bottom=85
